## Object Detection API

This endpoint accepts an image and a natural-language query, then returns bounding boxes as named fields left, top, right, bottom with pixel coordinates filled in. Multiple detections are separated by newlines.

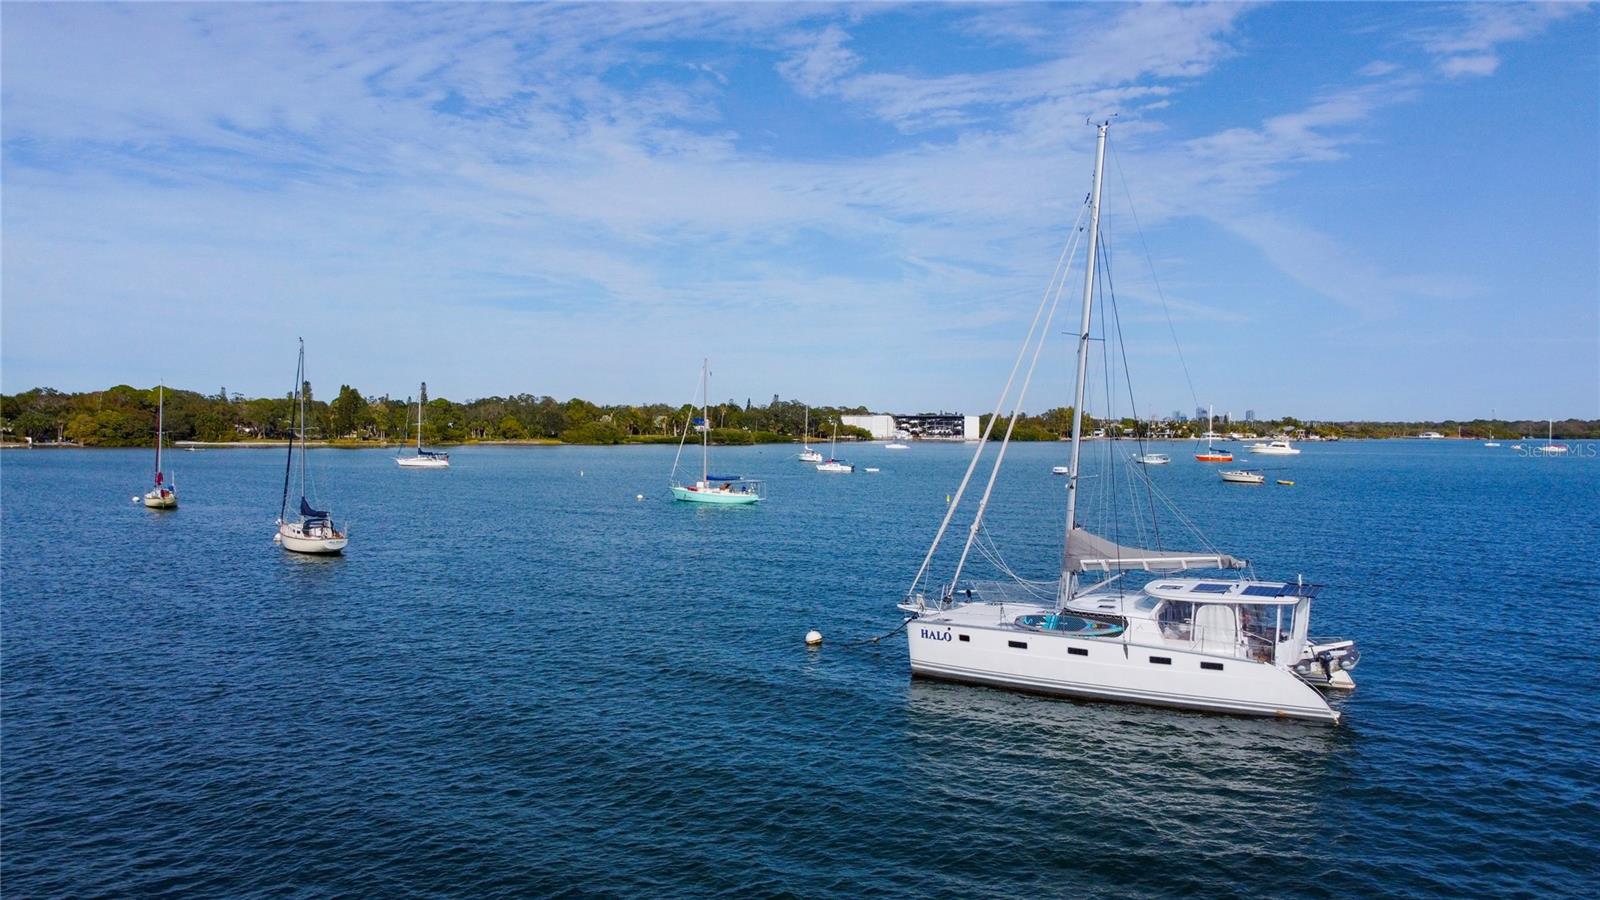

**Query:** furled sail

left=1067, top=527, right=1244, bottom=573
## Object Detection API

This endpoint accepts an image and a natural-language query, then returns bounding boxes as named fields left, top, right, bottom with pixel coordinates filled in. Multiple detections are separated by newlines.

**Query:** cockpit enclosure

left=1143, top=579, right=1316, bottom=665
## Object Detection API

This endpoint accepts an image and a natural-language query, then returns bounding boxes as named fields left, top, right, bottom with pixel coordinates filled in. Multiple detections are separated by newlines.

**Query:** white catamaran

left=396, top=382, right=450, bottom=468
left=670, top=358, right=765, bottom=504
left=142, top=383, right=178, bottom=509
left=897, top=123, right=1357, bottom=723
left=275, top=339, right=349, bottom=554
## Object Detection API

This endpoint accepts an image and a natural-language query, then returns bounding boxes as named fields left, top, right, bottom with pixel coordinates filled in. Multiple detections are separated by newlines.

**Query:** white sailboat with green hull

left=670, top=358, right=764, bottom=505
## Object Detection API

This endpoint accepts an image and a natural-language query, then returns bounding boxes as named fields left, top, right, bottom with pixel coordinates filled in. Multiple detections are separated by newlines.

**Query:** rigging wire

left=1109, top=142, right=1200, bottom=413
left=910, top=195, right=1093, bottom=601
left=1099, top=230, right=1166, bottom=550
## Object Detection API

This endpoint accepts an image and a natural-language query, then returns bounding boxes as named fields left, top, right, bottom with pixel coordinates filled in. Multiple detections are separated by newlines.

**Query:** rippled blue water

left=4, top=440, right=1597, bottom=896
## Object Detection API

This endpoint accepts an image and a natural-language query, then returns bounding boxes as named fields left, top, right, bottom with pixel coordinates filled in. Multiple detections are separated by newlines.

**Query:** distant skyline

left=3, top=2, right=1596, bottom=420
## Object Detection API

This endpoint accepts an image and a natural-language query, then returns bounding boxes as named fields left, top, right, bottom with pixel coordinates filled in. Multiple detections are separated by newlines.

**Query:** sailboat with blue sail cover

left=670, top=358, right=764, bottom=504
left=275, top=339, right=349, bottom=554
left=396, top=382, right=449, bottom=468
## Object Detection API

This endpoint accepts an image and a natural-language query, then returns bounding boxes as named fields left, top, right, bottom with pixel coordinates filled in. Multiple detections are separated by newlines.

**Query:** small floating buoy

left=132, top=496, right=140, bottom=503
left=805, top=630, right=823, bottom=646
left=580, top=470, right=584, bottom=477
left=636, top=494, right=644, bottom=501
left=946, top=494, right=951, bottom=504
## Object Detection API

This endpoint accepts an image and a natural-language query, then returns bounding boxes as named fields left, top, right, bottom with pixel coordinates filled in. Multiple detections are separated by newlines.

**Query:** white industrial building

left=841, top=413, right=980, bottom=441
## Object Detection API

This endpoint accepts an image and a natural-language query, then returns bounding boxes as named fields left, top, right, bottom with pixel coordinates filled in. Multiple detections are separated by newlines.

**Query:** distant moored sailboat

left=275, top=339, right=349, bottom=554
left=142, top=383, right=177, bottom=509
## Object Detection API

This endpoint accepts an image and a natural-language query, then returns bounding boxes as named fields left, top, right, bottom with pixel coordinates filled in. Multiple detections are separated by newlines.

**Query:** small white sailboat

left=1219, top=469, right=1266, bottom=484
left=1133, top=453, right=1170, bottom=465
left=885, top=441, right=910, bottom=450
left=142, top=383, right=178, bottom=509
left=396, top=382, right=450, bottom=468
left=1051, top=465, right=1071, bottom=475
left=816, top=421, right=855, bottom=473
left=671, top=359, right=764, bottom=503
left=1539, top=420, right=1569, bottom=455
left=276, top=339, right=348, bottom=554
left=798, top=407, right=823, bottom=463
left=897, top=122, right=1355, bottom=723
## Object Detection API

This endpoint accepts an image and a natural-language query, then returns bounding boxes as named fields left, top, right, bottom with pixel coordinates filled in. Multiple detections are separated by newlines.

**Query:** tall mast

left=298, top=339, right=307, bottom=501
left=418, top=382, right=426, bottom=452
left=1060, top=121, right=1109, bottom=605
left=1208, top=404, right=1214, bottom=450
left=154, top=382, right=164, bottom=480
left=701, top=358, right=709, bottom=482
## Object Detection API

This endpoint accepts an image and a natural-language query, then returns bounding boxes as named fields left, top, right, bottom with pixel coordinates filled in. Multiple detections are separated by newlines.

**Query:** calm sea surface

left=3, top=440, right=1597, bottom=896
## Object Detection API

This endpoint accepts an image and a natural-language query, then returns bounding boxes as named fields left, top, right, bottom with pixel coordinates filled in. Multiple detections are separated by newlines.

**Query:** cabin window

left=1201, top=662, right=1224, bottom=671
left=1008, top=640, right=1027, bottom=649
left=1149, top=656, right=1172, bottom=665
left=958, top=634, right=970, bottom=643
left=1158, top=601, right=1195, bottom=638
left=1068, top=647, right=1088, bottom=657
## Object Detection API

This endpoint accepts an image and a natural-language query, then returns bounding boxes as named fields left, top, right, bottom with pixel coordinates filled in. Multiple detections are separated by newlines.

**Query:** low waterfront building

left=841, top=412, right=980, bottom=441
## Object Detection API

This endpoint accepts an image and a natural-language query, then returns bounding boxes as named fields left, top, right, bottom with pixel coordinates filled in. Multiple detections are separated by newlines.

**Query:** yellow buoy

left=804, top=630, right=823, bottom=646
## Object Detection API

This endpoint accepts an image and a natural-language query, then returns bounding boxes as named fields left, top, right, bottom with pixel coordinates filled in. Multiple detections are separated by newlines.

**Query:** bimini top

left=1143, top=579, right=1322, bottom=606
left=1068, top=527, right=1245, bottom=573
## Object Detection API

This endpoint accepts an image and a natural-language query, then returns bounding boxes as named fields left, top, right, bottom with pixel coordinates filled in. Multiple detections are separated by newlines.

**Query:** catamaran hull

left=906, top=619, right=1339, bottom=723
left=396, top=456, right=449, bottom=468
left=670, top=485, right=761, bottom=504
left=277, top=524, right=348, bottom=554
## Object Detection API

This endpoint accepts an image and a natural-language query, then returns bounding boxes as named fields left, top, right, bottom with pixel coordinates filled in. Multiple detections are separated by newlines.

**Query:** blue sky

left=2, top=2, right=1595, bottom=420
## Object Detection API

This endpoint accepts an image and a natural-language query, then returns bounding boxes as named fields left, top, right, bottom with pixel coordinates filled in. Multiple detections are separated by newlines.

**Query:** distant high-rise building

left=1173, top=410, right=1183, bottom=423
left=1195, top=406, right=1206, bottom=421
left=1222, top=412, right=1232, bottom=426
left=1245, top=409, right=1257, bottom=422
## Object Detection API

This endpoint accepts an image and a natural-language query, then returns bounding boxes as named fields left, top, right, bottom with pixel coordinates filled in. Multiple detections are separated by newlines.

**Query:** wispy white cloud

left=1411, top=2, right=1587, bottom=78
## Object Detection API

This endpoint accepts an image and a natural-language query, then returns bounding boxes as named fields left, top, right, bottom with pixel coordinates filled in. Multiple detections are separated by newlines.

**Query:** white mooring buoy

left=636, top=494, right=644, bottom=501
left=805, top=630, right=823, bottom=647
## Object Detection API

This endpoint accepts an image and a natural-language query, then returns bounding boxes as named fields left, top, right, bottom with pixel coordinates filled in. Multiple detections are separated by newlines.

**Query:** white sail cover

left=1067, top=528, right=1245, bottom=573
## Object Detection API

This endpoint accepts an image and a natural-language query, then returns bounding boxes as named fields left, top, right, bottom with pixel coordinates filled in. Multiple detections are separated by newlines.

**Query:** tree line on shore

left=2, top=384, right=1595, bottom=447
left=0, top=384, right=879, bottom=447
